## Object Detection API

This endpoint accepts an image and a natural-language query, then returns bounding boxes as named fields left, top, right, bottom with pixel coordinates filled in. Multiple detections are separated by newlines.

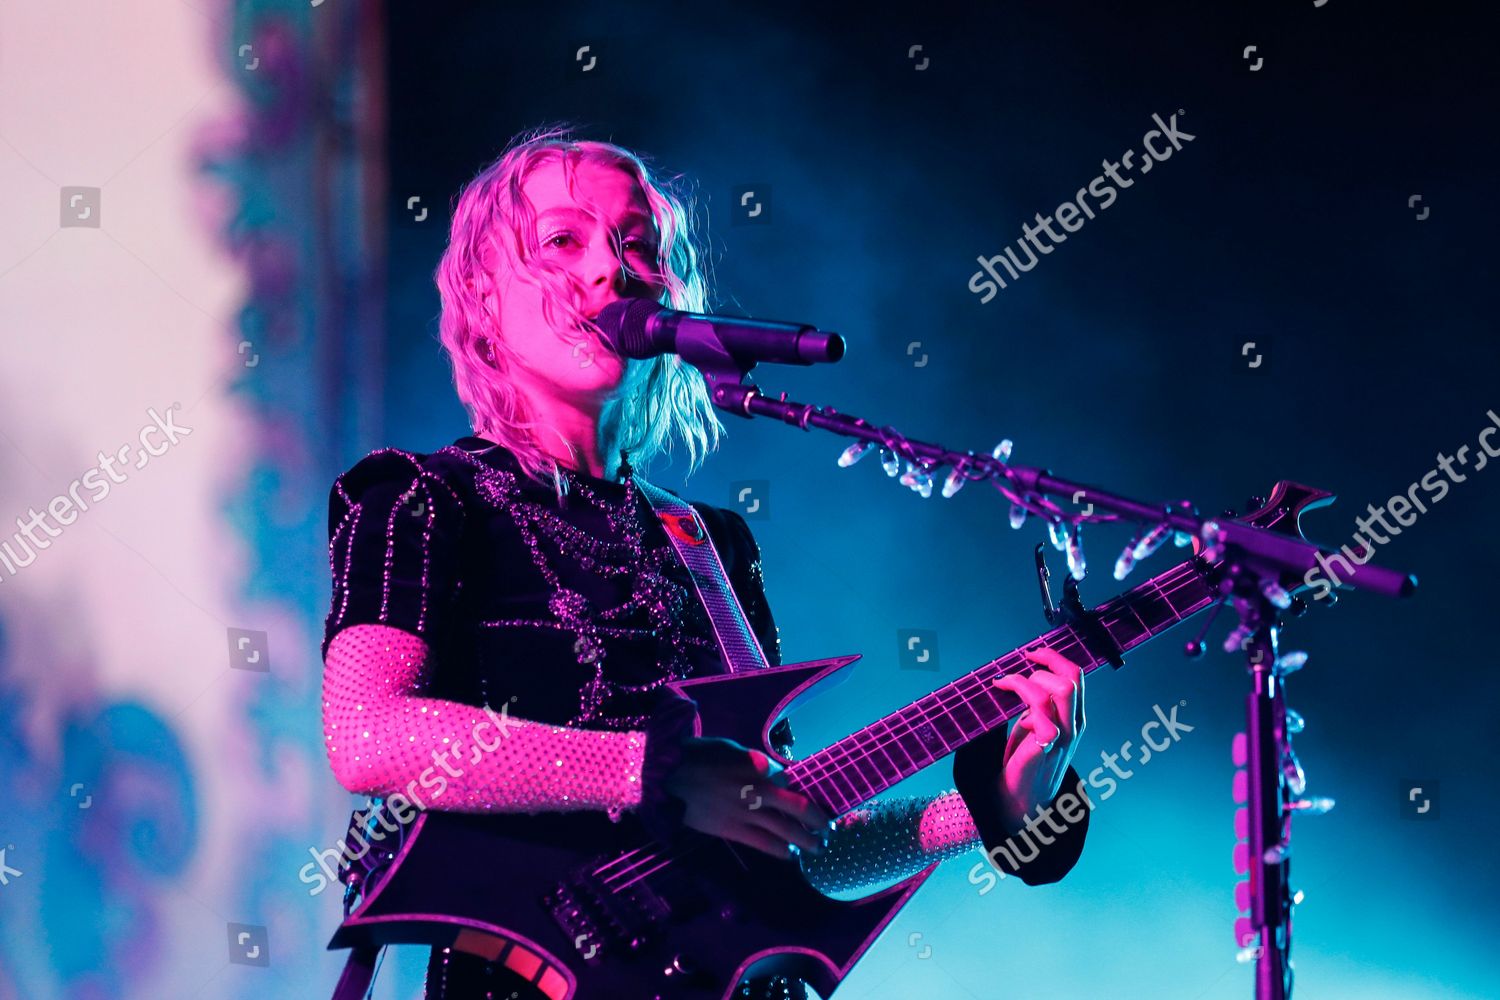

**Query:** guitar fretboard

left=784, top=559, right=1215, bottom=815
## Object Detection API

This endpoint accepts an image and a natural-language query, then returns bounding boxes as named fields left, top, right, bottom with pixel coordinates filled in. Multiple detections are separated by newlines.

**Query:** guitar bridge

left=544, top=852, right=688, bottom=963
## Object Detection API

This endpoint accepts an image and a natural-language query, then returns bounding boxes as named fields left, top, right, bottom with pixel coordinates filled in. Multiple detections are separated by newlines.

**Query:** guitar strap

left=632, top=476, right=770, bottom=674
left=329, top=478, right=769, bottom=1000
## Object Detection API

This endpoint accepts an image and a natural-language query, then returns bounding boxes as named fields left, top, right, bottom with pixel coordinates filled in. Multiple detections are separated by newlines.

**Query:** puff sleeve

left=321, top=449, right=466, bottom=661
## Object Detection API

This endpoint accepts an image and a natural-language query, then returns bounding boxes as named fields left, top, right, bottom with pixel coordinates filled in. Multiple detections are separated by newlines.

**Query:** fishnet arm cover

left=322, top=623, right=646, bottom=815
left=798, top=790, right=981, bottom=895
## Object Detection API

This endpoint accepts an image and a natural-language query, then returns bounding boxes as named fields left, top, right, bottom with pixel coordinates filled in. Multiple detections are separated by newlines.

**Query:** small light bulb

left=1066, top=527, right=1086, bottom=580
left=1274, top=650, right=1307, bottom=675
left=838, top=441, right=874, bottom=468
left=1260, top=578, right=1292, bottom=609
left=1132, top=522, right=1172, bottom=561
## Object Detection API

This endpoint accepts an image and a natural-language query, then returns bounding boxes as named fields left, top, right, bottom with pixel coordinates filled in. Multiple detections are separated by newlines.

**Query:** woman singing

left=320, top=125, right=1091, bottom=1000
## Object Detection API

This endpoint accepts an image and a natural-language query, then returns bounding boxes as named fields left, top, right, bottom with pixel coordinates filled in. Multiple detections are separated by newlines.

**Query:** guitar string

left=796, top=578, right=1213, bottom=812
left=784, top=563, right=1209, bottom=803
left=591, top=565, right=1210, bottom=890
left=593, top=564, right=1213, bottom=893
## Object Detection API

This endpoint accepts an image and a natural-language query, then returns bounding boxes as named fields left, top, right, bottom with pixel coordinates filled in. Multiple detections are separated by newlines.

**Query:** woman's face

left=489, top=156, right=664, bottom=404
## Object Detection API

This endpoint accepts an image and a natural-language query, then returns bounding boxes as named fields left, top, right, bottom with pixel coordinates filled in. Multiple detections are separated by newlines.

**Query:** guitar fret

left=795, top=561, right=1213, bottom=816
left=873, top=717, right=918, bottom=775
left=907, top=699, right=960, bottom=760
left=825, top=761, right=862, bottom=807
left=1121, top=585, right=1181, bottom=642
left=943, top=684, right=987, bottom=738
left=949, top=679, right=994, bottom=736
left=1101, top=597, right=1151, bottom=650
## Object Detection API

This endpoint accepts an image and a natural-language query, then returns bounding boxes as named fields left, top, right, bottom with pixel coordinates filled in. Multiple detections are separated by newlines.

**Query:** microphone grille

left=596, top=298, right=664, bottom=359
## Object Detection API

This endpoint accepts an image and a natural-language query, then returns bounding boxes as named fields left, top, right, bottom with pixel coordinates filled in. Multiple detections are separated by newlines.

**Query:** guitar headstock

left=1239, top=482, right=1336, bottom=539
left=1216, top=481, right=1415, bottom=601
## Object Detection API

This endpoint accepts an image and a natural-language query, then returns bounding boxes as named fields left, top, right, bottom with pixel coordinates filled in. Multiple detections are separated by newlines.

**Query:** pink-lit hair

left=433, top=123, right=723, bottom=493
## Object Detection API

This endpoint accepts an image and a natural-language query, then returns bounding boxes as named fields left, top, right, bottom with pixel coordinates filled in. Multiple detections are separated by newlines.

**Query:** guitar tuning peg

left=1048, top=519, right=1069, bottom=552
left=1263, top=841, right=1291, bottom=864
left=941, top=468, right=966, bottom=498
left=992, top=439, right=1013, bottom=464
left=1291, top=888, right=1305, bottom=906
left=1009, top=503, right=1028, bottom=529
left=1173, top=530, right=1193, bottom=547
left=1286, top=707, right=1305, bottom=734
left=837, top=441, right=874, bottom=467
left=879, top=447, right=900, bottom=477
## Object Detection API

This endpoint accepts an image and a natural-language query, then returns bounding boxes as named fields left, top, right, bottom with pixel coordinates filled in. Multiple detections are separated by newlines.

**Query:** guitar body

left=329, top=654, right=926, bottom=1000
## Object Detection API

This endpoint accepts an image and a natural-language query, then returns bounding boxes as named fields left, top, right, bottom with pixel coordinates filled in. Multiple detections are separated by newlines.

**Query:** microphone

left=593, top=299, right=845, bottom=367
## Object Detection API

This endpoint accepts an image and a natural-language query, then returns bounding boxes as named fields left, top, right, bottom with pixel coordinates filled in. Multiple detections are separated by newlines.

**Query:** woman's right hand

left=662, top=736, right=834, bottom=860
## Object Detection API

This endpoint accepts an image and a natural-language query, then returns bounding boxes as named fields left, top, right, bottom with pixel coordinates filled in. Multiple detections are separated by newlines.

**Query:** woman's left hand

left=990, top=646, right=1086, bottom=834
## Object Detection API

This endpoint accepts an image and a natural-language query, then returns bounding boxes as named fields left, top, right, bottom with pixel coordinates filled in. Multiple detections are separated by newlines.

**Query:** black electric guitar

left=328, top=483, right=1330, bottom=999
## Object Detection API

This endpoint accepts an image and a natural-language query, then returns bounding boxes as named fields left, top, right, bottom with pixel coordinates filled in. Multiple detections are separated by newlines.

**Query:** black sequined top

left=322, top=435, right=782, bottom=726
left=322, top=435, right=800, bottom=1000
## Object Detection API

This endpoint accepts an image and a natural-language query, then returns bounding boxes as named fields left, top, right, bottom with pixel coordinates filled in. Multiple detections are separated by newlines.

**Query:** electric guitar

left=327, top=482, right=1330, bottom=999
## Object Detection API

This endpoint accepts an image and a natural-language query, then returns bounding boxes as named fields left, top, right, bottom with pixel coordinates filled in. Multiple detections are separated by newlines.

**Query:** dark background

left=378, top=2, right=1497, bottom=996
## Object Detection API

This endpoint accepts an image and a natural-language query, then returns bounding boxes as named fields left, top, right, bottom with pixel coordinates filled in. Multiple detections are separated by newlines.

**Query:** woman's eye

left=543, top=233, right=574, bottom=249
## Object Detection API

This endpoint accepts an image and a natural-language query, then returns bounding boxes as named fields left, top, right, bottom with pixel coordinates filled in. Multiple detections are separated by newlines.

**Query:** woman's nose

left=581, top=239, right=630, bottom=291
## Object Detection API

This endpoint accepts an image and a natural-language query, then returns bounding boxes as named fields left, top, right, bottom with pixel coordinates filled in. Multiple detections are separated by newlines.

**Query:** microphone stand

left=690, top=356, right=1414, bottom=1000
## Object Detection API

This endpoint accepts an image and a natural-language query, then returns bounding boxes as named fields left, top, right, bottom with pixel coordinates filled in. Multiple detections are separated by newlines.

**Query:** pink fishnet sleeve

left=322, top=622, right=647, bottom=815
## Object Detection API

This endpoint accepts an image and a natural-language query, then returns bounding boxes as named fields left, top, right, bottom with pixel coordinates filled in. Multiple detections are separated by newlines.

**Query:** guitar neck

left=784, top=557, right=1216, bottom=815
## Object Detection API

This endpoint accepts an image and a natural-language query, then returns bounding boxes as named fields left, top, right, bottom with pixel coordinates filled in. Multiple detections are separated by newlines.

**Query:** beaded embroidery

left=440, top=444, right=721, bottom=728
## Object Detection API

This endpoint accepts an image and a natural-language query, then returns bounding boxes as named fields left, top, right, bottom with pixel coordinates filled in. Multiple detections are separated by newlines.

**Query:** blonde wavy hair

left=433, top=122, right=724, bottom=494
